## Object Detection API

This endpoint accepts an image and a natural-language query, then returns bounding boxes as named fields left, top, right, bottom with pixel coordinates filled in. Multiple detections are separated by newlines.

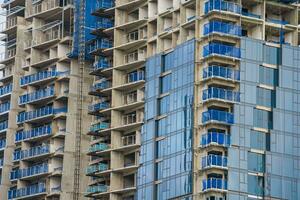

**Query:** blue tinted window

left=248, top=152, right=265, bottom=173
left=160, top=74, right=172, bottom=94
left=248, top=175, right=264, bottom=196
left=263, top=45, right=281, bottom=65
left=250, top=130, right=270, bottom=151
left=253, top=108, right=273, bottom=129
left=159, top=95, right=170, bottom=115
left=259, top=66, right=278, bottom=86
left=162, top=53, right=174, bottom=72
left=257, top=87, right=275, bottom=108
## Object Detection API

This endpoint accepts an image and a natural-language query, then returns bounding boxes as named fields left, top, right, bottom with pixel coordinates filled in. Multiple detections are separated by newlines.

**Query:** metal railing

left=127, top=71, right=144, bottom=83
left=88, top=38, right=112, bottom=53
left=203, top=43, right=241, bottom=58
left=90, top=80, right=111, bottom=92
left=92, top=57, right=112, bottom=71
left=0, top=139, right=6, bottom=149
left=123, top=113, right=139, bottom=125
left=13, top=145, right=50, bottom=161
left=203, top=65, right=240, bottom=81
left=201, top=132, right=230, bottom=147
left=8, top=182, right=46, bottom=199
left=0, top=102, right=10, bottom=114
left=92, top=17, right=114, bottom=30
left=90, top=122, right=110, bottom=132
left=86, top=163, right=108, bottom=174
left=29, top=0, right=61, bottom=16
left=0, top=120, right=8, bottom=131
left=204, top=0, right=241, bottom=15
left=19, top=86, right=55, bottom=105
left=20, top=70, right=69, bottom=86
left=89, top=143, right=110, bottom=153
left=15, top=124, right=52, bottom=143
left=88, top=102, right=110, bottom=113
left=87, top=185, right=108, bottom=194
left=0, top=83, right=12, bottom=96
left=92, top=0, right=115, bottom=13
left=0, top=158, right=3, bottom=167
left=266, top=18, right=289, bottom=25
left=10, top=163, right=48, bottom=180
left=202, top=87, right=240, bottom=102
left=0, top=16, right=17, bottom=32
left=202, top=178, right=228, bottom=191
left=241, top=11, right=261, bottom=19
left=124, top=92, right=137, bottom=105
left=202, top=154, right=228, bottom=168
left=202, top=109, right=234, bottom=124
left=122, top=135, right=136, bottom=146
left=203, top=21, right=241, bottom=36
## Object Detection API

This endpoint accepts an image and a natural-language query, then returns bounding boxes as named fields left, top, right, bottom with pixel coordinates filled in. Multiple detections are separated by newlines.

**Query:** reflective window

left=160, top=74, right=171, bottom=94
left=248, top=175, right=264, bottom=196
left=257, top=87, right=275, bottom=108
left=263, top=45, right=281, bottom=65
left=162, top=53, right=174, bottom=72
left=248, top=152, right=265, bottom=173
left=259, top=66, right=278, bottom=86
left=253, top=108, right=273, bottom=129
left=250, top=130, right=270, bottom=151
left=159, top=95, right=170, bottom=115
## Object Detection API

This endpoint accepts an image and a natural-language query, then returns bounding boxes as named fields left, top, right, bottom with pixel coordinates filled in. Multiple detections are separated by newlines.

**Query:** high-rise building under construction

left=1, top=0, right=300, bottom=200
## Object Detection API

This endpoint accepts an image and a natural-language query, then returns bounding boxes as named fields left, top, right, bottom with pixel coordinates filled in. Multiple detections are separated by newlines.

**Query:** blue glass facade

left=137, top=40, right=195, bottom=200
left=228, top=37, right=300, bottom=199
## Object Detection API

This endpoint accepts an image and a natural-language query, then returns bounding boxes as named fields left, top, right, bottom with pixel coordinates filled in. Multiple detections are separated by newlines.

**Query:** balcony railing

left=202, top=87, right=240, bottom=102
left=86, top=163, right=108, bottom=174
left=204, top=0, right=241, bottom=15
left=13, top=145, right=50, bottom=161
left=19, top=86, right=55, bottom=105
left=0, top=158, right=3, bottom=167
left=8, top=182, right=46, bottom=199
left=20, top=70, right=69, bottom=86
left=0, top=83, right=12, bottom=96
left=0, top=120, right=8, bottom=132
left=92, top=0, right=115, bottom=13
left=201, top=132, right=230, bottom=147
left=90, top=122, right=110, bottom=132
left=15, top=124, right=52, bottom=143
left=89, top=143, right=110, bottom=153
left=0, top=16, right=17, bottom=32
left=92, top=17, right=114, bottom=30
left=0, top=102, right=10, bottom=114
left=17, top=106, right=67, bottom=123
left=124, top=92, right=138, bottom=105
left=122, top=135, right=136, bottom=146
left=202, top=109, right=234, bottom=124
left=266, top=18, right=288, bottom=25
left=10, top=163, right=48, bottom=180
left=203, top=43, right=241, bottom=58
left=87, top=185, right=108, bottom=194
left=88, top=102, right=110, bottom=113
left=0, top=139, right=6, bottom=149
left=123, top=113, right=142, bottom=125
left=0, top=48, right=16, bottom=61
left=241, top=11, right=261, bottom=19
left=202, top=154, right=228, bottom=169
left=92, top=57, right=112, bottom=72
left=89, top=38, right=112, bottom=53
left=203, top=21, right=241, bottom=36
left=202, top=178, right=228, bottom=191
left=127, top=71, right=144, bottom=83
left=29, top=0, right=61, bottom=16
left=203, top=66, right=240, bottom=81
left=90, top=81, right=111, bottom=92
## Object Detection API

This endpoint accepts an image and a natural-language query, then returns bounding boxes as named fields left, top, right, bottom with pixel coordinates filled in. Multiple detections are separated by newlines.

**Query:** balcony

left=203, top=21, right=241, bottom=37
left=0, top=48, right=16, bottom=64
left=0, top=139, right=6, bottom=150
left=88, top=38, right=113, bottom=55
left=15, top=124, right=52, bottom=143
left=0, top=102, right=10, bottom=115
left=202, top=109, right=234, bottom=125
left=115, top=71, right=145, bottom=91
left=91, top=17, right=114, bottom=32
left=27, top=0, right=63, bottom=19
left=266, top=18, right=288, bottom=26
left=202, top=178, right=228, bottom=192
left=90, top=57, right=112, bottom=75
left=241, top=11, right=261, bottom=19
left=88, top=102, right=110, bottom=115
left=19, top=86, right=55, bottom=105
left=0, top=16, right=17, bottom=34
left=17, top=106, right=67, bottom=124
left=87, top=185, right=109, bottom=195
left=92, top=0, right=115, bottom=14
left=202, top=155, right=228, bottom=169
left=203, top=43, right=241, bottom=58
left=0, top=158, right=3, bottom=168
left=90, top=122, right=110, bottom=133
left=0, top=120, right=8, bottom=133
left=8, top=182, right=46, bottom=199
left=0, top=83, right=12, bottom=98
left=13, top=145, right=50, bottom=161
left=20, top=70, right=69, bottom=87
left=89, top=80, right=112, bottom=96
left=86, top=163, right=109, bottom=175
left=122, top=135, right=136, bottom=147
left=10, top=163, right=48, bottom=180
left=202, top=87, right=240, bottom=103
left=203, top=66, right=240, bottom=82
left=201, top=132, right=230, bottom=147
left=89, top=143, right=110, bottom=153
left=204, top=0, right=241, bottom=15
